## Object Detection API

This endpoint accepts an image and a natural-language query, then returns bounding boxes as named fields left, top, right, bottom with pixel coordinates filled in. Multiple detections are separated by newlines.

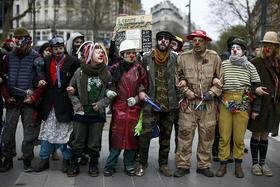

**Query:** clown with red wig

left=66, top=41, right=112, bottom=177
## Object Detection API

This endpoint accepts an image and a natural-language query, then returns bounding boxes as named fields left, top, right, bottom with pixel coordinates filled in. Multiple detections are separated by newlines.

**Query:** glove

left=106, top=90, right=117, bottom=99
left=184, top=88, right=196, bottom=100
left=127, top=97, right=138, bottom=107
left=203, top=91, right=214, bottom=101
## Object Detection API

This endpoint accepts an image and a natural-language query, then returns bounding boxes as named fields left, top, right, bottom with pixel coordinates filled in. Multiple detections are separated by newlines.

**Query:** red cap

left=186, top=30, right=212, bottom=42
left=3, top=38, right=14, bottom=43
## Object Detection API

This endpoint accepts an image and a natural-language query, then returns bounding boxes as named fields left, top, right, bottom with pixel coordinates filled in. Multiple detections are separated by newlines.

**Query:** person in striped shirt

left=215, top=38, right=261, bottom=178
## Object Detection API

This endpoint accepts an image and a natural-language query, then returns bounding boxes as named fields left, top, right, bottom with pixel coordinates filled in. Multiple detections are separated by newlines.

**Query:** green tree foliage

left=215, top=25, right=247, bottom=54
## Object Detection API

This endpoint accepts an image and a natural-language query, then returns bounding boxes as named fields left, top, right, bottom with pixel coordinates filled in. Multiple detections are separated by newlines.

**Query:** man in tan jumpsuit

left=174, top=30, right=223, bottom=177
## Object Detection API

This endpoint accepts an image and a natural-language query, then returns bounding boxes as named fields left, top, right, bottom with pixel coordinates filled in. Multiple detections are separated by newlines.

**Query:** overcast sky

left=141, top=0, right=219, bottom=41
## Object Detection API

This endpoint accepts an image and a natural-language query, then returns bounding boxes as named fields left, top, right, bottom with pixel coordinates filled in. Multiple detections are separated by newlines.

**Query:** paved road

left=0, top=119, right=280, bottom=187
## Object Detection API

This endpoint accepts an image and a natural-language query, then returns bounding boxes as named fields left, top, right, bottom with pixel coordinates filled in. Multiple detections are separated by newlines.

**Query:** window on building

left=42, top=31, right=50, bottom=40
left=66, top=0, right=74, bottom=6
left=16, top=4, right=20, bottom=14
left=16, top=20, right=19, bottom=27
left=54, top=9, right=59, bottom=17
left=54, top=0, right=60, bottom=6
left=66, top=10, right=73, bottom=23
left=44, top=10, right=48, bottom=21
left=36, top=1, right=40, bottom=7
left=44, top=0, right=48, bottom=6
left=36, top=31, right=41, bottom=41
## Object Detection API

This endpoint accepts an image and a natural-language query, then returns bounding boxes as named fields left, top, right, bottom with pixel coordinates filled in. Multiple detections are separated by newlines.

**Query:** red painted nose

left=194, top=42, right=199, bottom=46
left=264, top=48, right=270, bottom=53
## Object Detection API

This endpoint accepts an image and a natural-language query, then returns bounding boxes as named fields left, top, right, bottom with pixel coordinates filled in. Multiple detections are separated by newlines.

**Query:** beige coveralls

left=175, top=49, right=223, bottom=169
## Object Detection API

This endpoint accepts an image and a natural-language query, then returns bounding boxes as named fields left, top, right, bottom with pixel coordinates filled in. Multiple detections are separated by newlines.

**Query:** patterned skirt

left=38, top=110, right=73, bottom=144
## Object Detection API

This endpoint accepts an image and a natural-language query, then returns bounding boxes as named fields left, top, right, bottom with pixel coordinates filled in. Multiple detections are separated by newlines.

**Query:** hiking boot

left=197, top=168, right=214, bottom=177
left=35, top=159, right=49, bottom=172
left=67, top=159, right=80, bottom=177
left=216, top=164, right=227, bottom=177
left=0, top=157, right=13, bottom=172
left=159, top=165, right=172, bottom=177
left=23, top=160, right=33, bottom=172
left=173, top=168, right=190, bottom=177
left=62, top=159, right=70, bottom=173
left=251, top=164, right=262, bottom=176
left=261, top=164, right=272, bottom=177
left=235, top=163, right=244, bottom=178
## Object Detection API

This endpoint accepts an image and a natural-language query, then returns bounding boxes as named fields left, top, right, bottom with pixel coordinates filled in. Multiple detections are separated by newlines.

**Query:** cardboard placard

left=115, top=15, right=152, bottom=52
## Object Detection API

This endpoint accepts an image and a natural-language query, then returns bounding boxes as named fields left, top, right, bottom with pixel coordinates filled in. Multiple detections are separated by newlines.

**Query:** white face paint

left=231, top=44, right=243, bottom=57
left=92, top=47, right=104, bottom=64
left=157, top=36, right=170, bottom=51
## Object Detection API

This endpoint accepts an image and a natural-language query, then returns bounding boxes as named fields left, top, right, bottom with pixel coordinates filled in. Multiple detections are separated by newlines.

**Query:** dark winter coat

left=248, top=57, right=280, bottom=133
left=41, top=55, right=80, bottom=123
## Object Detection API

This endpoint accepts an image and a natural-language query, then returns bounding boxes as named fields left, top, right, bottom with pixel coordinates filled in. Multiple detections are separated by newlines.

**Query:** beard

left=157, top=43, right=169, bottom=51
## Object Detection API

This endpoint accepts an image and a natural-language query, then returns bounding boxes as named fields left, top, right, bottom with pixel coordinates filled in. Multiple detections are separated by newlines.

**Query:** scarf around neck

left=80, top=62, right=109, bottom=105
left=154, top=48, right=170, bottom=65
left=229, top=55, right=250, bottom=68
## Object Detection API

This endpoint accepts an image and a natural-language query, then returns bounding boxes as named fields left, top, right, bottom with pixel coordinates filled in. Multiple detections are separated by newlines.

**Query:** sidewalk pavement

left=0, top=119, right=280, bottom=187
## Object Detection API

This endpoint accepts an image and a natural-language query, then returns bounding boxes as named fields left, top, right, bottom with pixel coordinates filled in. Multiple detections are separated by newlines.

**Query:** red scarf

left=50, top=57, right=66, bottom=86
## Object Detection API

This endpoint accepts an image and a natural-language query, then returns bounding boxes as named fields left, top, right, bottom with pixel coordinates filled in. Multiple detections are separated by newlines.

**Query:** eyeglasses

left=50, top=36, right=64, bottom=46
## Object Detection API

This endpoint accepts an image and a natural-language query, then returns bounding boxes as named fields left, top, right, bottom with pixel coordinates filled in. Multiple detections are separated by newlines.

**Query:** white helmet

left=119, top=40, right=136, bottom=54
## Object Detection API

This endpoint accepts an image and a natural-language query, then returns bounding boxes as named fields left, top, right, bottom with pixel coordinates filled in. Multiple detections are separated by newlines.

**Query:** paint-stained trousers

left=218, top=91, right=249, bottom=161
left=138, top=110, right=176, bottom=167
left=175, top=102, right=216, bottom=169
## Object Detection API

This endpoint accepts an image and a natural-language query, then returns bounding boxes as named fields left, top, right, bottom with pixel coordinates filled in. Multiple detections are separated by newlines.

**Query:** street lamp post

left=186, top=0, right=191, bottom=35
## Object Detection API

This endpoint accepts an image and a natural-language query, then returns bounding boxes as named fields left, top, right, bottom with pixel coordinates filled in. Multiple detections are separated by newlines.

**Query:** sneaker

left=251, top=164, right=262, bottom=176
left=159, top=165, right=172, bottom=177
left=125, top=168, right=136, bottom=176
left=23, top=160, right=33, bottom=173
left=261, top=164, right=272, bottom=177
left=104, top=168, right=114, bottom=177
left=197, top=168, right=214, bottom=177
left=136, top=164, right=147, bottom=177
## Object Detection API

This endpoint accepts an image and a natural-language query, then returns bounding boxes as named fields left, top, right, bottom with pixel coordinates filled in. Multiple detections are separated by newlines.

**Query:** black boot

left=67, top=158, right=79, bottom=177
left=88, top=157, right=99, bottom=177
left=35, top=159, right=49, bottom=172
left=62, top=159, right=70, bottom=173
left=0, top=157, right=13, bottom=172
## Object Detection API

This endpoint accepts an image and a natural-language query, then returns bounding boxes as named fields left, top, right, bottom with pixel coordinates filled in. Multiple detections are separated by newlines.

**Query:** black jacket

left=41, top=55, right=80, bottom=123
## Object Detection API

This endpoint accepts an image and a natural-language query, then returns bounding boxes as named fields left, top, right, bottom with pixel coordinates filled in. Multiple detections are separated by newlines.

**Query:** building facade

left=12, top=0, right=143, bottom=47
left=150, top=0, right=189, bottom=45
left=251, top=0, right=280, bottom=45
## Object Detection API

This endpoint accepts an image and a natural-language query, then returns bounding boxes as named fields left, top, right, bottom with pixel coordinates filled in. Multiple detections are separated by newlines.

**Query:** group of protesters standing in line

left=0, top=26, right=279, bottom=180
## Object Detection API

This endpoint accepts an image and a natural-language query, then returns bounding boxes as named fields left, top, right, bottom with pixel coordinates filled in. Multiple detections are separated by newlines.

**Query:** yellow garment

left=154, top=48, right=170, bottom=65
left=218, top=91, right=249, bottom=161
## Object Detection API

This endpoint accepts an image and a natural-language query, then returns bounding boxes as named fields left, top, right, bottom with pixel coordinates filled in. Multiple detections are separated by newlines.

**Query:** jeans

left=39, top=140, right=71, bottom=160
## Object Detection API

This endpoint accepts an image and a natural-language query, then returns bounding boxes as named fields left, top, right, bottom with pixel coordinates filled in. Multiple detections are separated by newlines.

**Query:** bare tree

left=1, top=0, right=34, bottom=40
left=82, top=0, right=112, bottom=42
left=209, top=0, right=258, bottom=51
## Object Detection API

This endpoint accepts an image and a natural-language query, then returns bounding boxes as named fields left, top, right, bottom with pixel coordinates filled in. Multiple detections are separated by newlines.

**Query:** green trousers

left=104, top=148, right=135, bottom=170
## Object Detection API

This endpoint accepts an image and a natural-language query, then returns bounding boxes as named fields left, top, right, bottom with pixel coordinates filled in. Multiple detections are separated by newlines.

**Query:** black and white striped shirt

left=222, top=60, right=260, bottom=90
